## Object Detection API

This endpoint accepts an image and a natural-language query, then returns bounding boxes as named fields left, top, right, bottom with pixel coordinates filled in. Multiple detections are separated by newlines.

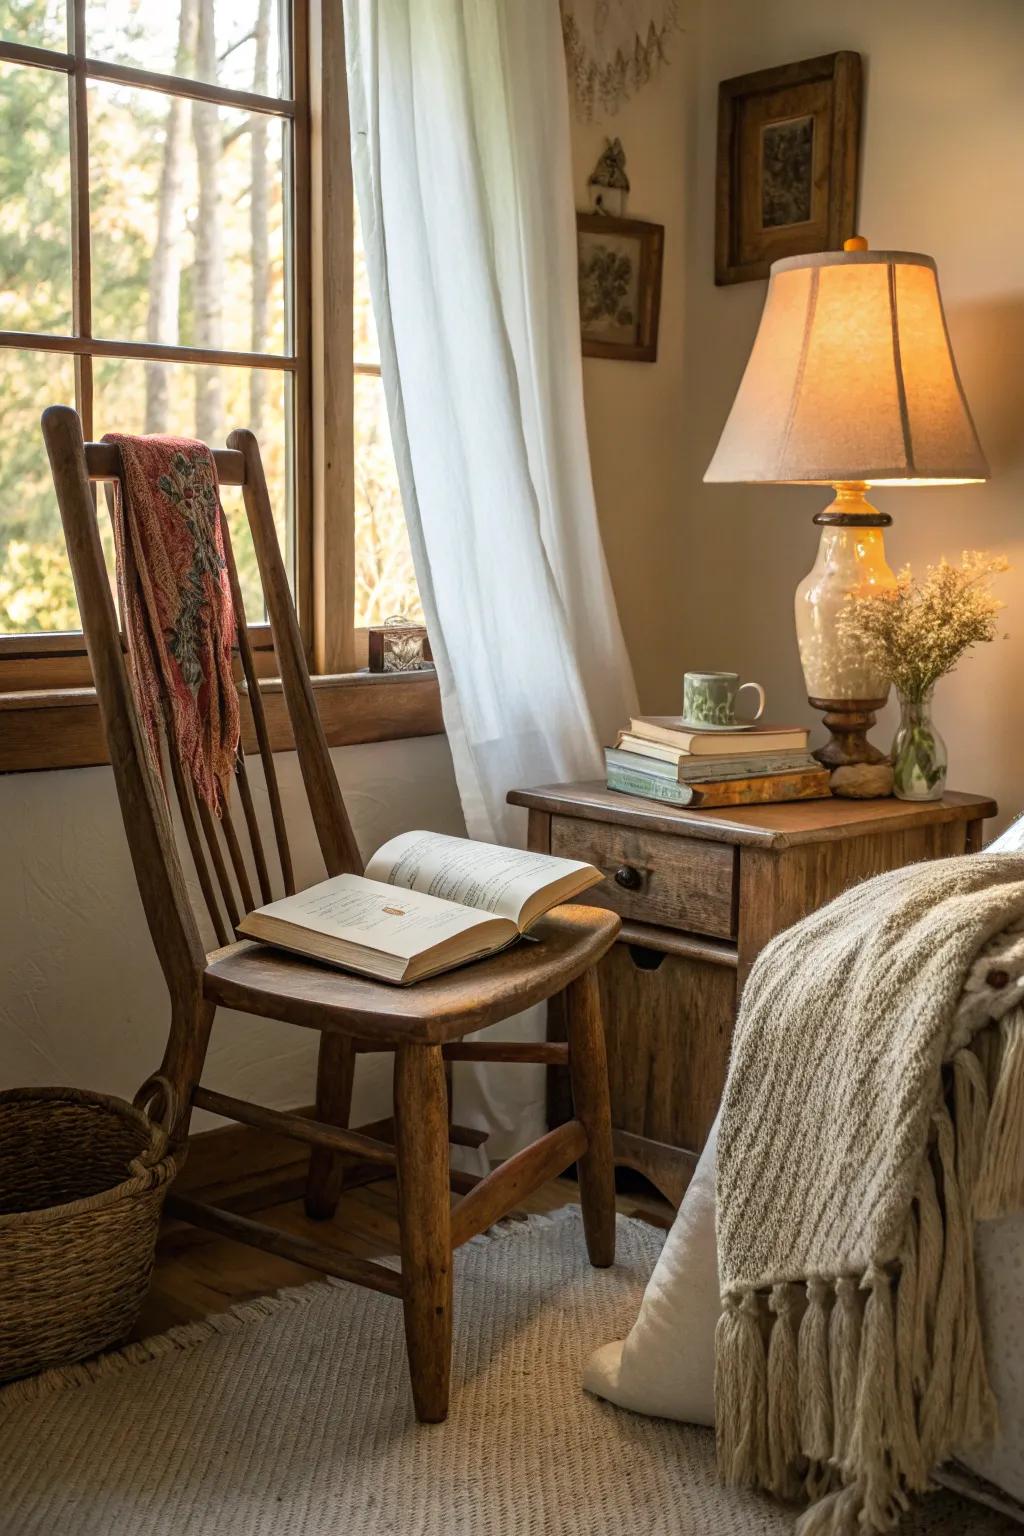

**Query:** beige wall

left=571, top=42, right=695, bottom=712
left=0, top=738, right=465, bottom=1119
left=574, top=0, right=1023, bottom=830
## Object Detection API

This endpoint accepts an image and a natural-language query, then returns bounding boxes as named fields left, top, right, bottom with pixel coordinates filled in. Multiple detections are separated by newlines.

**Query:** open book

left=237, top=830, right=603, bottom=985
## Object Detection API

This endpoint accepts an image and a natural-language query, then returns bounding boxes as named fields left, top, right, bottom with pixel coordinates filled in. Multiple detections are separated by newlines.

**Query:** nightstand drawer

left=550, top=815, right=736, bottom=939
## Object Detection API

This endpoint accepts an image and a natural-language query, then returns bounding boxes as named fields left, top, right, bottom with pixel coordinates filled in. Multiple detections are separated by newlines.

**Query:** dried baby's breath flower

left=838, top=550, right=1009, bottom=702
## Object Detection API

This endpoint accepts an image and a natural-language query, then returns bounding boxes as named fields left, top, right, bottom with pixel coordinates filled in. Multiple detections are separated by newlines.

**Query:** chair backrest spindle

left=219, top=508, right=296, bottom=897
left=228, top=428, right=362, bottom=880
left=234, top=753, right=274, bottom=906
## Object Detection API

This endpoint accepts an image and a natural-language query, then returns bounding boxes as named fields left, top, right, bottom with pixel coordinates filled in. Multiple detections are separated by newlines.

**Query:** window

left=352, top=206, right=420, bottom=629
left=0, top=0, right=425, bottom=729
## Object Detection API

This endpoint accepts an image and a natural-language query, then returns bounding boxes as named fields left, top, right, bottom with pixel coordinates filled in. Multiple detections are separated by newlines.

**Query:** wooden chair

left=41, top=405, right=620, bottom=1423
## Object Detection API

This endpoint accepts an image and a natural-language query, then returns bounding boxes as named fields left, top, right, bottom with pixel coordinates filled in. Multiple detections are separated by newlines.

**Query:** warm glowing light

left=705, top=250, right=989, bottom=487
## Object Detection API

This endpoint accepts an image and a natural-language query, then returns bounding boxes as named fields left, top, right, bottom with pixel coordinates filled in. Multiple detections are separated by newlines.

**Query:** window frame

left=0, top=0, right=439, bottom=768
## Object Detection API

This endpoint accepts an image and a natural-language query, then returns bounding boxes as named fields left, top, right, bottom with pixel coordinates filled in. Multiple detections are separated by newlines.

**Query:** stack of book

left=606, top=716, right=831, bottom=808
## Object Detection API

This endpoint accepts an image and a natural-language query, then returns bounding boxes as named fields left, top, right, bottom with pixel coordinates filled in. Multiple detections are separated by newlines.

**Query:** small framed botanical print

left=715, top=51, right=862, bottom=285
left=576, top=213, right=664, bottom=363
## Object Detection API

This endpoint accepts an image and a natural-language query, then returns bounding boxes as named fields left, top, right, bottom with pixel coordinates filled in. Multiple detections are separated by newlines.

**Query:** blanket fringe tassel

left=715, top=1016, right=1024, bottom=1534
left=976, top=1005, right=1024, bottom=1218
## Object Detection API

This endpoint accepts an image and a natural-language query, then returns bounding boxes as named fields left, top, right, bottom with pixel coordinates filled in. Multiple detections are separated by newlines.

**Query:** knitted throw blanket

left=716, top=851, right=1024, bottom=1534
left=105, top=434, right=240, bottom=814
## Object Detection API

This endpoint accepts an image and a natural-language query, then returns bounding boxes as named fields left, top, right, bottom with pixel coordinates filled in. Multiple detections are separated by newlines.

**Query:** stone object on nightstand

left=829, top=761, right=895, bottom=799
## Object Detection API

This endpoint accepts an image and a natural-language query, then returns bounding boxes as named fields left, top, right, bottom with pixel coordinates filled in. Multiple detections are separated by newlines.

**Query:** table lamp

left=705, top=238, right=988, bottom=771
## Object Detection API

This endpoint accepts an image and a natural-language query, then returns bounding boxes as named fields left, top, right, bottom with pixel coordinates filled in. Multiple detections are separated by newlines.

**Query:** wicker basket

left=0, top=1076, right=179, bottom=1383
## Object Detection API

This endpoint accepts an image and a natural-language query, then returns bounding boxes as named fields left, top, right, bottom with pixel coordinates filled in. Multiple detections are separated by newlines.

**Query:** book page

left=364, top=831, right=597, bottom=927
left=244, top=874, right=506, bottom=963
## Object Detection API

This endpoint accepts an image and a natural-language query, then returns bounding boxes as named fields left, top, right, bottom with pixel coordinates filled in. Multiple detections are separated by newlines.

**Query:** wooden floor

left=141, top=1167, right=672, bottom=1338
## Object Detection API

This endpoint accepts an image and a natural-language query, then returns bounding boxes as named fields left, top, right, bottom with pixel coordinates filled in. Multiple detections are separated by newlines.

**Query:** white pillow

left=582, top=1119, right=716, bottom=1425
left=989, top=815, right=1024, bottom=854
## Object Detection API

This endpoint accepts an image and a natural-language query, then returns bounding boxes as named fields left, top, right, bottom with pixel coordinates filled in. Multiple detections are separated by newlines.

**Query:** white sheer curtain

left=344, top=0, right=637, bottom=1156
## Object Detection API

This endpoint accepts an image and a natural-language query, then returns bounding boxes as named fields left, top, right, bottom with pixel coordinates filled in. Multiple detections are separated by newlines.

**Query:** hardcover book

left=605, top=745, right=820, bottom=784
left=605, top=764, right=831, bottom=808
left=623, top=717, right=809, bottom=756
left=239, top=831, right=602, bottom=985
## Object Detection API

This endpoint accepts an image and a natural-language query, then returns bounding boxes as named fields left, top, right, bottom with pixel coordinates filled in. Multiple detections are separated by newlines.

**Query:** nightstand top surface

left=507, top=782, right=997, bottom=850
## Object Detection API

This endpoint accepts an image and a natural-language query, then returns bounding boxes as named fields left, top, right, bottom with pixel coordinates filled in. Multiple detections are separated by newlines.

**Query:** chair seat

left=203, top=903, right=621, bottom=1043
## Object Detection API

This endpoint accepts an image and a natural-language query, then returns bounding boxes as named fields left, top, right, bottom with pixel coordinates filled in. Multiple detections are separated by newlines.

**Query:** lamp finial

left=844, top=235, right=869, bottom=251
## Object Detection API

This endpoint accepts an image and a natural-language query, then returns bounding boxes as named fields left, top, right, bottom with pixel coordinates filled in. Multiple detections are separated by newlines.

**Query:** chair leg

left=565, top=967, right=616, bottom=1268
left=394, top=1043, right=453, bottom=1423
left=160, top=997, right=217, bottom=1146
left=305, top=1034, right=357, bottom=1220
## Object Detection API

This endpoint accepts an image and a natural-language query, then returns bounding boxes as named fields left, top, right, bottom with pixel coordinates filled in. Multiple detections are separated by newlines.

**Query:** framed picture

left=715, top=51, right=862, bottom=286
left=576, top=213, right=664, bottom=363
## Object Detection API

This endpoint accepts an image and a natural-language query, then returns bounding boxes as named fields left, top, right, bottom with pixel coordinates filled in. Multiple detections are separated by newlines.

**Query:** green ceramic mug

left=683, top=671, right=765, bottom=728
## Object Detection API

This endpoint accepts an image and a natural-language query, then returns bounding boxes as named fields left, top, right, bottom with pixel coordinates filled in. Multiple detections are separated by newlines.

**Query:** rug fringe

left=0, top=1282, right=341, bottom=1408
left=0, top=1206, right=597, bottom=1410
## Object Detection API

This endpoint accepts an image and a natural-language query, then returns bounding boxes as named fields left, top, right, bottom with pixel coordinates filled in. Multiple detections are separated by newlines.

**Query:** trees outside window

left=0, top=0, right=419, bottom=654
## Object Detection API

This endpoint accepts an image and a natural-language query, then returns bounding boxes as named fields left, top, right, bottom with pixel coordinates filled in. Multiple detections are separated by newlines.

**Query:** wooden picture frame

left=715, top=51, right=862, bottom=286
left=576, top=213, right=664, bottom=363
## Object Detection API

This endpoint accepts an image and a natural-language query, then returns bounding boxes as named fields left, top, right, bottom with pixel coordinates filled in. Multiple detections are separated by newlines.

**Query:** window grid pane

left=0, top=348, right=80, bottom=632
left=0, top=59, right=73, bottom=334
left=352, top=206, right=420, bottom=629
left=0, top=0, right=68, bottom=52
left=82, top=0, right=289, bottom=99
left=0, top=0, right=300, bottom=641
left=353, top=371, right=420, bottom=628
left=353, top=194, right=379, bottom=368
left=88, top=80, right=289, bottom=358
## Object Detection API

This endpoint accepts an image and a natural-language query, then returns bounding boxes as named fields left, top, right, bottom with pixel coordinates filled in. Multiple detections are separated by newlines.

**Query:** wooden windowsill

left=0, top=669, right=444, bottom=774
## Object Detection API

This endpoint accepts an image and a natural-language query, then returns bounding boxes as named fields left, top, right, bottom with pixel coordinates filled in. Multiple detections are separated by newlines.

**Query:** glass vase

left=891, top=688, right=947, bottom=801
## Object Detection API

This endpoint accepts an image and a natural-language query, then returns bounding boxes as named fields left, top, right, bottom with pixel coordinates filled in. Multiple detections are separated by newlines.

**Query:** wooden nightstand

left=507, top=784, right=996, bottom=1207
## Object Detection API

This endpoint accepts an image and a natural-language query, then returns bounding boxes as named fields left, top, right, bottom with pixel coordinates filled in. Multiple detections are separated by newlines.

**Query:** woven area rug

left=0, top=1209, right=1014, bottom=1535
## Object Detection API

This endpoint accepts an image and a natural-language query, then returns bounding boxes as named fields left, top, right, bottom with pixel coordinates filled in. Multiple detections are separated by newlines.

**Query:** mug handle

left=736, top=682, right=766, bottom=723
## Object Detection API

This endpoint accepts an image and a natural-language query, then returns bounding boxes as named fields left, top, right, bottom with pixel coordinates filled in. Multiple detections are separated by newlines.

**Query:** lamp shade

left=704, top=249, right=989, bottom=486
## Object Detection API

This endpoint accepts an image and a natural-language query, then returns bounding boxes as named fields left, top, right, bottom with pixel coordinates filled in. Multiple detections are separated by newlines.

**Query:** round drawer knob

left=614, top=864, right=643, bottom=891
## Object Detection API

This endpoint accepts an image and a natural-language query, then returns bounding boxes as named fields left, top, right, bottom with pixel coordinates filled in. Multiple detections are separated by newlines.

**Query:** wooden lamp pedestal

left=810, top=696, right=889, bottom=768
left=810, top=695, right=895, bottom=797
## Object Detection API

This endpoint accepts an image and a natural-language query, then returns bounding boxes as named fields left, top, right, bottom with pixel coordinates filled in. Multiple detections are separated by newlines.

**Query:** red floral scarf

left=104, top=434, right=240, bottom=814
